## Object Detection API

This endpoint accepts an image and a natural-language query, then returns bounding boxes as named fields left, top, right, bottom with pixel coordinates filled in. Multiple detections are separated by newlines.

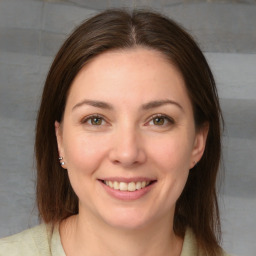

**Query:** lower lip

left=100, top=181, right=155, bottom=201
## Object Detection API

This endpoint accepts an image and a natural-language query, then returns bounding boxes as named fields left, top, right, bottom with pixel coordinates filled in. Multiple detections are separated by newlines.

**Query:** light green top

left=0, top=223, right=230, bottom=256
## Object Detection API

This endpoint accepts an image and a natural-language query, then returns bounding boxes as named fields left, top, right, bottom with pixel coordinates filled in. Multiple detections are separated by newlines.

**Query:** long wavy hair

left=35, top=9, right=223, bottom=255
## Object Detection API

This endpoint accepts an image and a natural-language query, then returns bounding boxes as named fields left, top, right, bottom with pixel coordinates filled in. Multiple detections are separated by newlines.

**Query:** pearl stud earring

left=59, top=156, right=65, bottom=166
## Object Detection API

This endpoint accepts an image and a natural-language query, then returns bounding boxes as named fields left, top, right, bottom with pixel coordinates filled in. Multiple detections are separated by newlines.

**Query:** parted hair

left=35, top=9, right=223, bottom=255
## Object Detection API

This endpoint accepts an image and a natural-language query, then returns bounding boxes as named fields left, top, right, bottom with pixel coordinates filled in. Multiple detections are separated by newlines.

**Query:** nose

left=108, top=126, right=147, bottom=167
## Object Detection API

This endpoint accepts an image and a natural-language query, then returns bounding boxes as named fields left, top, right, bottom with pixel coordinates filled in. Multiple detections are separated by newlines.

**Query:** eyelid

left=145, top=113, right=175, bottom=126
left=81, top=114, right=108, bottom=125
left=80, top=113, right=174, bottom=126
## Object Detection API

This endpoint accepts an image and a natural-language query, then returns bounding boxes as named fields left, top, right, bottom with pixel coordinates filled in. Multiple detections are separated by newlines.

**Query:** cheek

left=149, top=135, right=193, bottom=172
left=150, top=138, right=191, bottom=204
left=148, top=134, right=193, bottom=195
left=63, top=132, right=109, bottom=174
left=62, top=133, right=111, bottom=200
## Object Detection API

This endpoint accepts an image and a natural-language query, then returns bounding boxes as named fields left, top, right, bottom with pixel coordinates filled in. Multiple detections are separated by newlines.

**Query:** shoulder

left=0, top=223, right=53, bottom=256
left=182, top=228, right=233, bottom=256
left=222, top=251, right=236, bottom=256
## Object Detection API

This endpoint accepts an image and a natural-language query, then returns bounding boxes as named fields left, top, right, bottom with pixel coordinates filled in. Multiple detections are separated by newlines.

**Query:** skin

left=55, top=47, right=208, bottom=256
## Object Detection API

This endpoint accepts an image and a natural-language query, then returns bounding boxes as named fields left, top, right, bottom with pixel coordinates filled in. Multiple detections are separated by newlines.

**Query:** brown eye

left=82, top=115, right=106, bottom=126
left=153, top=117, right=165, bottom=125
left=91, top=117, right=102, bottom=125
left=147, top=114, right=174, bottom=127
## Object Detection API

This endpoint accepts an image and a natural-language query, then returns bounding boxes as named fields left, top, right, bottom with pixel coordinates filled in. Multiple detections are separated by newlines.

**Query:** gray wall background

left=0, top=0, right=255, bottom=255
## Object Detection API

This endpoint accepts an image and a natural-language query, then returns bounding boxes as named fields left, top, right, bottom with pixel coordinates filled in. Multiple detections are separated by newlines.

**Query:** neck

left=60, top=211, right=183, bottom=256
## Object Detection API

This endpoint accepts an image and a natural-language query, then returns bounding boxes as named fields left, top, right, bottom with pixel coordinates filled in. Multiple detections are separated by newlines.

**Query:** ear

left=55, top=121, right=64, bottom=158
left=190, top=123, right=209, bottom=169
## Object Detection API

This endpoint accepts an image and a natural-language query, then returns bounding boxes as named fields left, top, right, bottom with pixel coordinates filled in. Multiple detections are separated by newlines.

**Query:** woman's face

left=56, top=47, right=208, bottom=230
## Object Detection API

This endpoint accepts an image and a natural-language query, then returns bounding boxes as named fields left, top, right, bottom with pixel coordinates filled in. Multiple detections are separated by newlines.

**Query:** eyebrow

left=72, top=99, right=183, bottom=112
left=141, top=99, right=184, bottom=112
left=72, top=99, right=113, bottom=111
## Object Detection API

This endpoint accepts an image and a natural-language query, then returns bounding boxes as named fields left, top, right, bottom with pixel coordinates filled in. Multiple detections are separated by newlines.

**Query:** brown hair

left=35, top=9, right=223, bottom=255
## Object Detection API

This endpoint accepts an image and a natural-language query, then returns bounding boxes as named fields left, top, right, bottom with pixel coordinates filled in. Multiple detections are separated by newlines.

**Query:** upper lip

left=98, top=177, right=156, bottom=183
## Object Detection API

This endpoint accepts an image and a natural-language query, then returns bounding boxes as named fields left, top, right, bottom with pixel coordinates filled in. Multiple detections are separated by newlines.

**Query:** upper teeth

left=104, top=181, right=150, bottom=192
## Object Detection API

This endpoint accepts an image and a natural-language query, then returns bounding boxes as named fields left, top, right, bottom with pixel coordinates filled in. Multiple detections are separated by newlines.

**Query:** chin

left=100, top=207, right=158, bottom=231
left=105, top=218, right=150, bottom=231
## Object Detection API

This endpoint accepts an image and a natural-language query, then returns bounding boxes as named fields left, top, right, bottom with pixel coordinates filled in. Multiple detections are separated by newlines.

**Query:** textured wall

left=0, top=1, right=255, bottom=255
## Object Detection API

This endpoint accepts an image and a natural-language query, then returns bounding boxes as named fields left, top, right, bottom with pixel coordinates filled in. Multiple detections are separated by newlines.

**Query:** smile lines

left=103, top=180, right=153, bottom=192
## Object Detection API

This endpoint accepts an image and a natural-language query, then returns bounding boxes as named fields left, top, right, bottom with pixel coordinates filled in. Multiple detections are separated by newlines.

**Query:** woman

left=0, top=9, right=230, bottom=256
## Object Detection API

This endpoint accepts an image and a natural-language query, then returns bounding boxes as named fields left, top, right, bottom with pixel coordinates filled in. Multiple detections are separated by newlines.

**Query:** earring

left=59, top=156, right=65, bottom=166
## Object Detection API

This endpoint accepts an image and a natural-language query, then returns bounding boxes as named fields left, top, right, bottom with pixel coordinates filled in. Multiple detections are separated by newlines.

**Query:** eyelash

left=81, top=113, right=174, bottom=127
left=146, top=114, right=175, bottom=126
left=81, top=114, right=106, bottom=126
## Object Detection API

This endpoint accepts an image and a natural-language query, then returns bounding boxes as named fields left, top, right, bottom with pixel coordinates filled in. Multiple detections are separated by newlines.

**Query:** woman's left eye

left=147, top=115, right=174, bottom=126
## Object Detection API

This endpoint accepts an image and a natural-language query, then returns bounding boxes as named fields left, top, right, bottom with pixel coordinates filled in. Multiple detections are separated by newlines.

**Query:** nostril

left=108, top=141, right=147, bottom=167
left=112, top=160, right=121, bottom=165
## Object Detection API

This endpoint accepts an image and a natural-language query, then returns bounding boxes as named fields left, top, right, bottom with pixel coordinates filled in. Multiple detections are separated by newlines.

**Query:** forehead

left=65, top=47, right=191, bottom=110
left=82, top=47, right=174, bottom=74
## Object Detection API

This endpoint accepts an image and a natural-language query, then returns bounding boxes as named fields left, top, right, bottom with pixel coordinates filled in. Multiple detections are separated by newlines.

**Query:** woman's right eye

left=81, top=115, right=106, bottom=126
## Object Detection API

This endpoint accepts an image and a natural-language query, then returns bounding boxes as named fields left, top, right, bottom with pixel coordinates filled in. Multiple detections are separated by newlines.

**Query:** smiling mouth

left=101, top=180, right=156, bottom=192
